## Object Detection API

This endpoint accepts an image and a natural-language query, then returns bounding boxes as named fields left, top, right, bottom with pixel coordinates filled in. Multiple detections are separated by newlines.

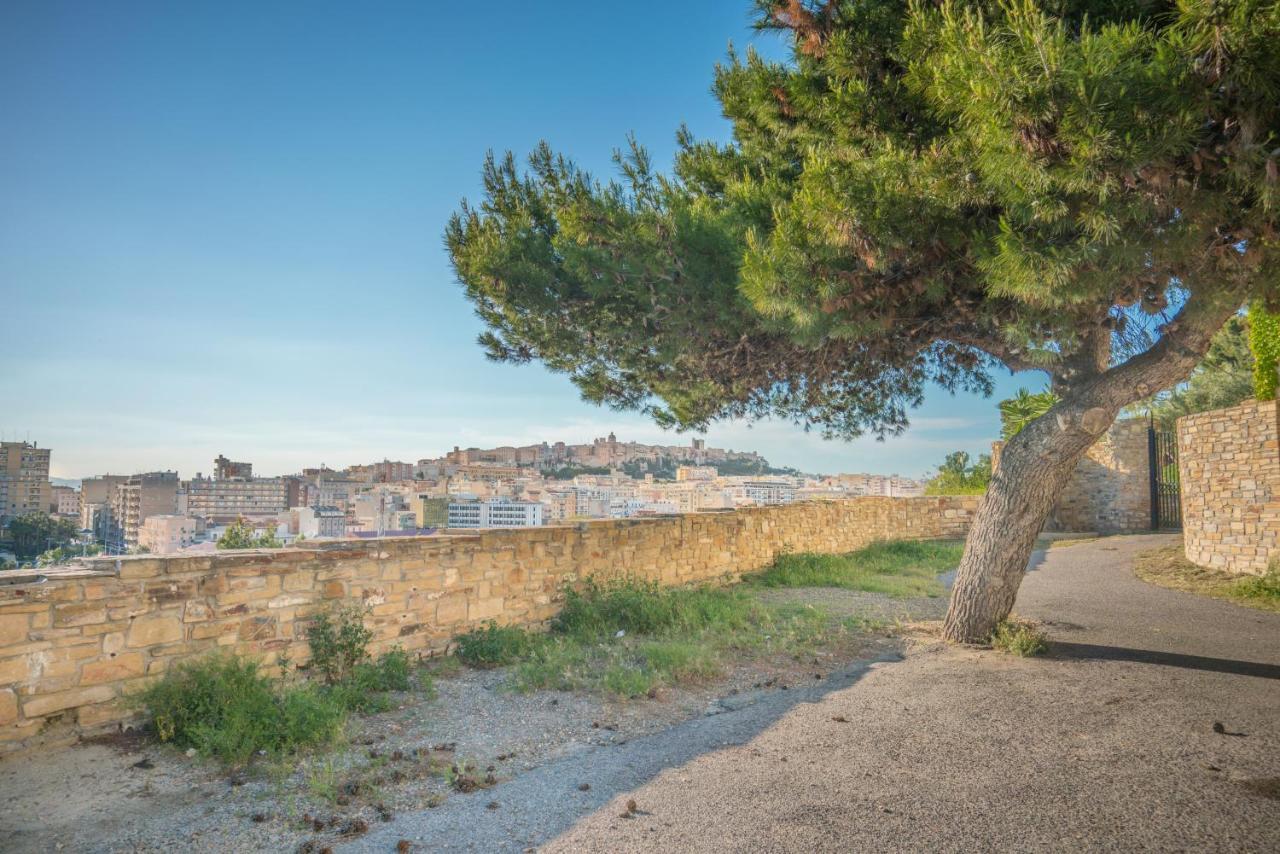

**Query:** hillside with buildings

left=0, top=437, right=925, bottom=560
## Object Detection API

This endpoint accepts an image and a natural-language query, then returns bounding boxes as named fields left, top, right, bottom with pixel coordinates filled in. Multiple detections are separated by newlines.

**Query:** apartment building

left=447, top=498, right=544, bottom=529
left=675, top=465, right=717, bottom=482
left=51, top=484, right=80, bottom=517
left=107, top=472, right=180, bottom=552
left=740, top=480, right=797, bottom=506
left=138, top=514, right=197, bottom=554
left=213, top=454, right=253, bottom=480
left=185, top=476, right=287, bottom=523
left=0, top=441, right=52, bottom=524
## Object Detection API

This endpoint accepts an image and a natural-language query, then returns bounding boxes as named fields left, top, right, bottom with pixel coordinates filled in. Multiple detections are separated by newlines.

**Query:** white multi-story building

left=138, top=515, right=198, bottom=554
left=295, top=506, right=346, bottom=539
left=447, top=498, right=543, bottom=529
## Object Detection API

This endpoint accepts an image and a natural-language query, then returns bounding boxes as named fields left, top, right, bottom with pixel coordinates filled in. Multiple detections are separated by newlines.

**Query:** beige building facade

left=0, top=441, right=51, bottom=524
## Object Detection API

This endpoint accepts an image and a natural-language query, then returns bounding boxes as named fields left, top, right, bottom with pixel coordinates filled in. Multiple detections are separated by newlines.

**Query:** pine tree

left=447, top=1, right=1280, bottom=641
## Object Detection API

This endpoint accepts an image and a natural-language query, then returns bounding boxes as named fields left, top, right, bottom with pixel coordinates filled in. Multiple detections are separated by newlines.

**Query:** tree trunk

left=941, top=292, right=1245, bottom=643
left=941, top=415, right=1104, bottom=642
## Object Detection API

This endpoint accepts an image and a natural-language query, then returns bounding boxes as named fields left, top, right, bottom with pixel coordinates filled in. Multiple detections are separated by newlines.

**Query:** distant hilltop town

left=0, top=436, right=925, bottom=562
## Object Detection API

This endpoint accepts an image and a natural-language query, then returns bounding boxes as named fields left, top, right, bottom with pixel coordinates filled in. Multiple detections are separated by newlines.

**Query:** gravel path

left=361, top=535, right=1280, bottom=852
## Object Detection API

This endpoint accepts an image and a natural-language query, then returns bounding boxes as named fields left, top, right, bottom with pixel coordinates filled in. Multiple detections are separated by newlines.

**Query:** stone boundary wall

left=0, top=496, right=978, bottom=754
left=1050, top=418, right=1152, bottom=534
left=1178, top=399, right=1279, bottom=575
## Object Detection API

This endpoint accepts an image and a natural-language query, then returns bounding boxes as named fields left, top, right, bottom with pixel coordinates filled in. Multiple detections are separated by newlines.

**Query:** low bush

left=749, top=540, right=962, bottom=597
left=1232, top=565, right=1280, bottom=604
left=137, top=605, right=423, bottom=763
left=454, top=621, right=537, bottom=667
left=990, top=618, right=1049, bottom=657
left=136, top=656, right=347, bottom=764
left=307, top=603, right=376, bottom=685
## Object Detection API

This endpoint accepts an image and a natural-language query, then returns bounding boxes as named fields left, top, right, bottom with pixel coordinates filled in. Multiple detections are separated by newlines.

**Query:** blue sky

left=0, top=0, right=1045, bottom=480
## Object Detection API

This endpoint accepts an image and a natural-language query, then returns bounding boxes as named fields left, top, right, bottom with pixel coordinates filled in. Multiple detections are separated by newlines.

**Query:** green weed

left=454, top=621, right=537, bottom=667
left=990, top=618, right=1049, bottom=657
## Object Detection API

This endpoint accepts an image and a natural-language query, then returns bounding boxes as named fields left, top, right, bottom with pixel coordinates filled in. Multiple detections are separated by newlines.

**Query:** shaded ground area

left=535, top=534, right=1280, bottom=853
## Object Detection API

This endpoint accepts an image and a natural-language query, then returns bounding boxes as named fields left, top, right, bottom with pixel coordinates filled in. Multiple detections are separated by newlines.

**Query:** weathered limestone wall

left=1178, top=400, right=1280, bottom=575
left=0, top=496, right=978, bottom=753
left=992, top=419, right=1152, bottom=534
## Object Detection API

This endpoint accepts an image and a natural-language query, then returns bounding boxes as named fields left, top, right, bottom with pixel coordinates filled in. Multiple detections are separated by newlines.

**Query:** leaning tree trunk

left=941, top=292, right=1245, bottom=643
left=941, top=408, right=1110, bottom=642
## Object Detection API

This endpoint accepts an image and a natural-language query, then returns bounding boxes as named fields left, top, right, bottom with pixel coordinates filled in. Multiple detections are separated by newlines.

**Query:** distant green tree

left=1249, top=301, right=1280, bottom=402
left=217, top=518, right=283, bottom=550
left=37, top=543, right=103, bottom=566
left=1133, top=314, right=1255, bottom=426
left=924, top=452, right=992, bottom=496
left=998, top=389, right=1061, bottom=440
left=6, top=513, right=78, bottom=560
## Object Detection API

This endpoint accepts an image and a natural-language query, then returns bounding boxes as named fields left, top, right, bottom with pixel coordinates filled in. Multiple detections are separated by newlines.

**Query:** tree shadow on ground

left=1051, top=641, right=1280, bottom=680
left=348, top=651, right=901, bottom=853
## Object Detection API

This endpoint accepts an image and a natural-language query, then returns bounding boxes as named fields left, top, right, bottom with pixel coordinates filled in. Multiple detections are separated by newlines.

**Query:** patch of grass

left=1134, top=545, right=1280, bottom=613
left=467, top=576, right=855, bottom=698
left=747, top=539, right=963, bottom=597
left=990, top=618, right=1049, bottom=656
left=454, top=621, right=537, bottom=668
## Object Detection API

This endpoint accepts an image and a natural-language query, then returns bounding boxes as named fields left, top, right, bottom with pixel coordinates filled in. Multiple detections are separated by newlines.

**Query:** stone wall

left=1178, top=400, right=1280, bottom=575
left=0, top=496, right=978, bottom=753
left=1049, top=418, right=1152, bottom=534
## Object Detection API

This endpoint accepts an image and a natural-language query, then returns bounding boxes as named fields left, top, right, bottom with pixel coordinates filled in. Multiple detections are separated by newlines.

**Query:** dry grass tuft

left=1133, top=545, right=1280, bottom=613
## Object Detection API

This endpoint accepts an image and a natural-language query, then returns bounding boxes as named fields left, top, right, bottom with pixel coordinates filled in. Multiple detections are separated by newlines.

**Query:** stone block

left=53, top=603, right=108, bottom=628
left=21, top=685, right=115, bottom=718
left=0, top=613, right=30, bottom=645
left=127, top=615, right=183, bottom=647
left=0, top=689, right=17, bottom=725
left=434, top=593, right=468, bottom=625
left=81, top=652, right=146, bottom=684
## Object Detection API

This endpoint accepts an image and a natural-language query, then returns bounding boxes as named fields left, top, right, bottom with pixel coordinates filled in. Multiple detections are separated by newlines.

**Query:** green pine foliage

left=999, top=389, right=1061, bottom=440
left=1249, top=300, right=1280, bottom=401
left=448, top=2, right=1280, bottom=445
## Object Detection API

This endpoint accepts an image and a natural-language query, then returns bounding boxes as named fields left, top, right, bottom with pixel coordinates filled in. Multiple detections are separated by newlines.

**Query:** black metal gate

left=1148, top=426, right=1181, bottom=530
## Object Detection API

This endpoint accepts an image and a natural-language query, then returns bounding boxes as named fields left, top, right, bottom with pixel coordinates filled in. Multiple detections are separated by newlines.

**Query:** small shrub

left=454, top=621, right=536, bottom=668
left=990, top=618, right=1049, bottom=657
left=136, top=655, right=346, bottom=764
left=307, top=603, right=375, bottom=684
left=328, top=647, right=419, bottom=712
left=1232, top=566, right=1280, bottom=603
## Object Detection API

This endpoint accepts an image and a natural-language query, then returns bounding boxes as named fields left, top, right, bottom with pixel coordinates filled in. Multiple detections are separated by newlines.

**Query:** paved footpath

left=355, top=535, right=1280, bottom=853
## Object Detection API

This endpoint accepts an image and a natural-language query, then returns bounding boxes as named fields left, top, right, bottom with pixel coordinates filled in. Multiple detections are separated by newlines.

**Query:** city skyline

left=0, top=1, right=1045, bottom=481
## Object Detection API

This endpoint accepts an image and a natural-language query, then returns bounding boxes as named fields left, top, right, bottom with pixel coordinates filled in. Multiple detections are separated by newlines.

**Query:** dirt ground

left=0, top=588, right=935, bottom=853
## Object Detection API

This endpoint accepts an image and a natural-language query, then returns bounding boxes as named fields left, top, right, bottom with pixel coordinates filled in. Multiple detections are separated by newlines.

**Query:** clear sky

left=0, top=0, right=1046, bottom=480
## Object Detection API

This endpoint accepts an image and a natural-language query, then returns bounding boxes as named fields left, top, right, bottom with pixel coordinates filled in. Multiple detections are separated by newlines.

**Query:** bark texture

left=942, top=294, right=1246, bottom=642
